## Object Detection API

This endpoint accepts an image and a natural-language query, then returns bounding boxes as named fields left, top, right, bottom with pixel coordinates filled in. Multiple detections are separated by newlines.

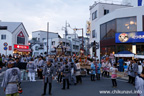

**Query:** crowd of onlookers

left=0, top=53, right=144, bottom=96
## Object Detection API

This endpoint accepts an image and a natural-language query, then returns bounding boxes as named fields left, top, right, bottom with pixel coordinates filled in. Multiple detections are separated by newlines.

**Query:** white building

left=64, top=34, right=80, bottom=55
left=89, top=2, right=144, bottom=59
left=0, top=22, right=29, bottom=56
left=31, top=38, right=71, bottom=56
left=32, top=30, right=60, bottom=42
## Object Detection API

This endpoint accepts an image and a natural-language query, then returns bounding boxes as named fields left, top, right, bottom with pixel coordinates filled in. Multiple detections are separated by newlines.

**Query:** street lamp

left=73, top=28, right=84, bottom=51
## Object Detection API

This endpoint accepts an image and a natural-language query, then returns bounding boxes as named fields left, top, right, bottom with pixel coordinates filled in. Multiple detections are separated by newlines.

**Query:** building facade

left=89, top=2, right=144, bottom=59
left=0, top=22, right=29, bottom=56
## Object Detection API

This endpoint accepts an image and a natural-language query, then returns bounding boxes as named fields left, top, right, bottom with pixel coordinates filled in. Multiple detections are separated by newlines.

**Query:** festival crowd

left=0, top=53, right=144, bottom=96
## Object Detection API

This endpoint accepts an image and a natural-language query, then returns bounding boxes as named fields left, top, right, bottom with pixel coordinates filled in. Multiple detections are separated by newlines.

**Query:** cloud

left=0, top=0, right=96, bottom=39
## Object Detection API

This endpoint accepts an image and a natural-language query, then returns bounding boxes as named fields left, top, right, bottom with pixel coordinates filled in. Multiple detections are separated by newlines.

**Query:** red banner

left=9, top=46, right=12, bottom=50
left=14, top=44, right=29, bottom=49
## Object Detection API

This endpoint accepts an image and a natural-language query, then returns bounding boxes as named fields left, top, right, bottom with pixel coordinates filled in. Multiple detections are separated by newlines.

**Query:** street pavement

left=0, top=75, right=137, bottom=96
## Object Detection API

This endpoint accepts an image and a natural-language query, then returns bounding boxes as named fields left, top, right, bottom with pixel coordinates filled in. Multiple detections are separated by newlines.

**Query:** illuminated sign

left=115, top=32, right=144, bottom=43
left=14, top=44, right=29, bottom=49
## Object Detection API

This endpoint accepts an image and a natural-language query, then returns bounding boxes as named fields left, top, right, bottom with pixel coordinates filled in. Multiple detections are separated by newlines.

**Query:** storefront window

left=116, top=16, right=137, bottom=32
left=136, top=44, right=144, bottom=55
left=107, top=20, right=116, bottom=39
left=100, top=20, right=116, bottom=40
left=116, top=44, right=132, bottom=53
left=100, top=23, right=106, bottom=40
left=100, top=46, right=115, bottom=57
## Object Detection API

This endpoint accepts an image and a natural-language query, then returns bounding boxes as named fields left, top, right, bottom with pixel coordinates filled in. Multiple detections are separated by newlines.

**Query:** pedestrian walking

left=91, top=59, right=96, bottom=81
left=96, top=59, right=101, bottom=80
left=26, top=59, right=37, bottom=82
left=110, top=64, right=118, bottom=88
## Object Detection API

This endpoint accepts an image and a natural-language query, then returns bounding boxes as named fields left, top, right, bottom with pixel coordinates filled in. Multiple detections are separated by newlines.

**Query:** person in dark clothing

left=14, top=58, right=20, bottom=68
left=61, top=60, right=71, bottom=90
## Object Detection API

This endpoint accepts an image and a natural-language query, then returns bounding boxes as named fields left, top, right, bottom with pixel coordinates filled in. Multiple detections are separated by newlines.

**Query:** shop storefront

left=115, top=31, right=144, bottom=54
left=13, top=44, right=31, bottom=55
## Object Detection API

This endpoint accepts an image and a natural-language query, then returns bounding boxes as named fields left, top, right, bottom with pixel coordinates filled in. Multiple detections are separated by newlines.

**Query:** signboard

left=115, top=32, right=144, bottom=43
left=14, top=44, right=29, bottom=49
left=138, top=0, right=144, bottom=6
left=3, top=42, right=8, bottom=46
left=86, top=21, right=91, bottom=36
left=9, top=46, right=12, bottom=50
left=17, top=31, right=25, bottom=37
left=4, top=47, right=7, bottom=50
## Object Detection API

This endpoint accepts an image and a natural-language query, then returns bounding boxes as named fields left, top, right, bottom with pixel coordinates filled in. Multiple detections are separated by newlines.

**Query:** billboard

left=115, top=32, right=144, bottom=43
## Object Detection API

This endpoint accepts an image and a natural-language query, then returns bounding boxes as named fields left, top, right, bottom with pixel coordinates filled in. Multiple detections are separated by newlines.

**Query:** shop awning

left=134, top=55, right=144, bottom=59
left=114, top=51, right=134, bottom=57
left=16, top=49, right=31, bottom=52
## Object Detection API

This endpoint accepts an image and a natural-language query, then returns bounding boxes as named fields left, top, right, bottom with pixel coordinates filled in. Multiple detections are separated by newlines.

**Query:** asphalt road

left=0, top=76, right=137, bottom=96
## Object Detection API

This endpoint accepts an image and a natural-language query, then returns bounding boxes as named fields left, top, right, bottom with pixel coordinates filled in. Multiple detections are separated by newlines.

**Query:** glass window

left=117, top=44, right=132, bottom=53
left=17, top=37, right=25, bottom=44
left=116, top=16, right=137, bottom=32
left=106, top=20, right=116, bottom=39
left=104, top=9, right=109, bottom=15
left=92, top=30, right=95, bottom=38
left=92, top=11, right=97, bottom=20
left=42, top=38, right=46, bottom=41
left=52, top=41, right=55, bottom=45
left=35, top=46, right=39, bottom=51
left=38, top=38, right=40, bottom=41
left=1, top=34, right=6, bottom=40
left=100, top=23, right=107, bottom=40
left=136, top=44, right=144, bottom=55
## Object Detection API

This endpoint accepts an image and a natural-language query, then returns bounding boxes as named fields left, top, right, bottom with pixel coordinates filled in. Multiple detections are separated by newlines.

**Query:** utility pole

left=47, top=22, right=49, bottom=56
left=82, top=28, right=84, bottom=51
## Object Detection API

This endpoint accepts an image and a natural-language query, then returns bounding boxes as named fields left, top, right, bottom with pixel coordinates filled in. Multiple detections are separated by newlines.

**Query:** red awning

left=16, top=49, right=31, bottom=52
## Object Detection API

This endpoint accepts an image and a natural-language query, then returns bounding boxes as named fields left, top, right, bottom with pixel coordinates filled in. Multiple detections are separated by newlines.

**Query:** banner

left=115, top=32, right=144, bottom=43
left=86, top=21, right=91, bottom=36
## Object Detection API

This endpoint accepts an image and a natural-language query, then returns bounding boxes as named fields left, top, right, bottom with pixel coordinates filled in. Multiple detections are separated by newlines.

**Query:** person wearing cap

left=1, top=61, right=21, bottom=96
left=41, top=60, right=55, bottom=96
left=61, top=60, right=71, bottom=90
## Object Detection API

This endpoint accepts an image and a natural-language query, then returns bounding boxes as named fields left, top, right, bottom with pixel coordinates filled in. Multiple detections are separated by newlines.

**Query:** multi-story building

left=89, top=2, right=131, bottom=59
left=32, top=30, right=60, bottom=42
left=0, top=22, right=30, bottom=55
left=89, top=1, right=144, bottom=59
left=64, top=34, right=80, bottom=55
